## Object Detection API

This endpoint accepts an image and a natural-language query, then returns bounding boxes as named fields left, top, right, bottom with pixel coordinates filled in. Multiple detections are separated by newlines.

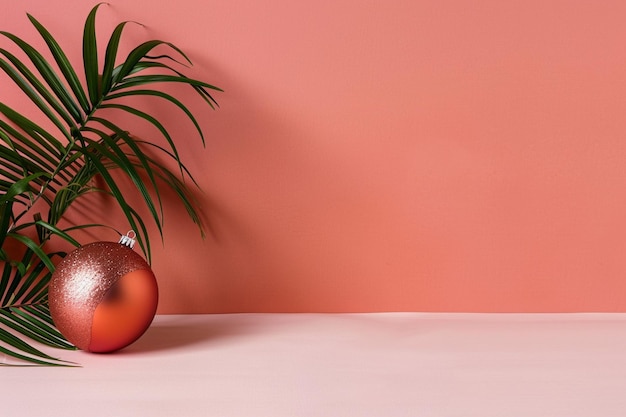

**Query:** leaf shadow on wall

left=135, top=64, right=336, bottom=314
left=61, top=60, right=351, bottom=314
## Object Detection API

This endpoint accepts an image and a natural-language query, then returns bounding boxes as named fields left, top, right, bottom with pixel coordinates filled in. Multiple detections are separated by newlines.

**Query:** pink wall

left=2, top=1, right=626, bottom=312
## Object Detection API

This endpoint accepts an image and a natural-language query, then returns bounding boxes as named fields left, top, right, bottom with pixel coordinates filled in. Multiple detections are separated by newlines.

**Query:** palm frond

left=1, top=3, right=220, bottom=365
left=82, top=3, right=103, bottom=106
left=104, top=89, right=205, bottom=144
left=0, top=49, right=74, bottom=137
left=0, top=245, right=78, bottom=366
left=27, top=13, right=90, bottom=114
left=0, top=31, right=83, bottom=122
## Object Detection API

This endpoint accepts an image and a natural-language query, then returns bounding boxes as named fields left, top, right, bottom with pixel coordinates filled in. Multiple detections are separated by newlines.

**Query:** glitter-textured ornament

left=49, top=232, right=158, bottom=353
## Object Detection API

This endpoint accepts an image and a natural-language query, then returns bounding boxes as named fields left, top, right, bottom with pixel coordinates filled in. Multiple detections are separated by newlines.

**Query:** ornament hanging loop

left=119, top=230, right=136, bottom=249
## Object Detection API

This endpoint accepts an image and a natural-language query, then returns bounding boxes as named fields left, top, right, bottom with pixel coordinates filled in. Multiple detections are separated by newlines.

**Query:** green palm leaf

left=0, top=50, right=73, bottom=138
left=0, top=328, right=77, bottom=366
left=113, top=39, right=192, bottom=84
left=81, top=128, right=164, bottom=244
left=0, top=244, right=77, bottom=366
left=101, top=20, right=135, bottom=95
left=27, top=13, right=90, bottom=114
left=104, top=89, right=205, bottom=144
left=0, top=31, right=83, bottom=122
left=82, top=3, right=102, bottom=106
left=98, top=103, right=184, bottom=174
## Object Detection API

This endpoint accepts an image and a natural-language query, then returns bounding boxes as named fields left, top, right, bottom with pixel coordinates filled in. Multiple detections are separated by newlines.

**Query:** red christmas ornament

left=49, top=232, right=158, bottom=353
